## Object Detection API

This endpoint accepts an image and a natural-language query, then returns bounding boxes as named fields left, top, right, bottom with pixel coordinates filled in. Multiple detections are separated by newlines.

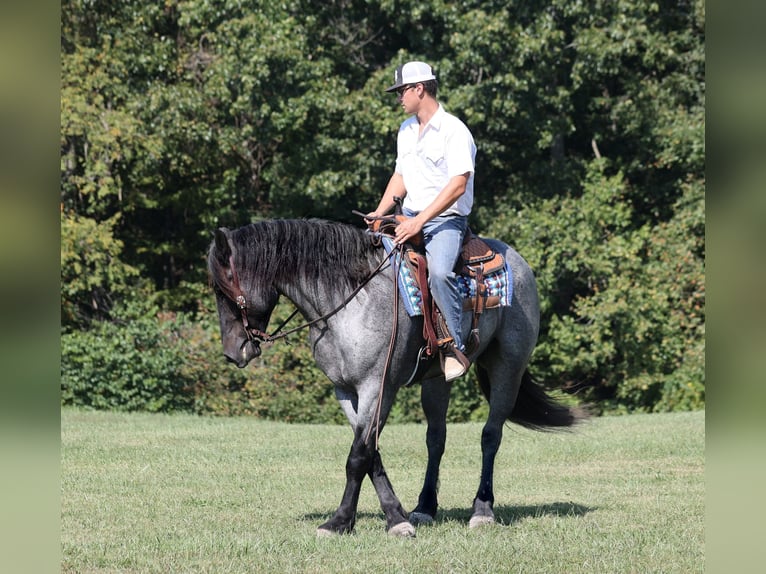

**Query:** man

left=367, top=60, right=476, bottom=382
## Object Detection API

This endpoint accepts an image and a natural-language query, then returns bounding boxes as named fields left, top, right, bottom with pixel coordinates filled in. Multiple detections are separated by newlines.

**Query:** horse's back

left=482, top=237, right=538, bottom=302
left=481, top=236, right=540, bottom=347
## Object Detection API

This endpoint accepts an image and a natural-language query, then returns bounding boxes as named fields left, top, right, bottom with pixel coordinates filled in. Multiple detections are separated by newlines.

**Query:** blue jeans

left=404, top=208, right=468, bottom=351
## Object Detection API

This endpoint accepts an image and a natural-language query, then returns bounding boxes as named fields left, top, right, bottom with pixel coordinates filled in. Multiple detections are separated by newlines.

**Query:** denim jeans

left=404, top=208, right=469, bottom=351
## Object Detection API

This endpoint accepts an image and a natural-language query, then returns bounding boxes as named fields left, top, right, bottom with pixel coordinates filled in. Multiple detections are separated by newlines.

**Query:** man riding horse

left=366, top=60, right=475, bottom=382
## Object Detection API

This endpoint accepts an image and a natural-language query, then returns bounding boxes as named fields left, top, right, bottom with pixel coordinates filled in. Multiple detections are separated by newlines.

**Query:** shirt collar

left=426, top=104, right=446, bottom=131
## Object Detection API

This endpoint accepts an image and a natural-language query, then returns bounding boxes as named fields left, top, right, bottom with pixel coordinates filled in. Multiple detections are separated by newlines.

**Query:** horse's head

left=208, top=227, right=279, bottom=368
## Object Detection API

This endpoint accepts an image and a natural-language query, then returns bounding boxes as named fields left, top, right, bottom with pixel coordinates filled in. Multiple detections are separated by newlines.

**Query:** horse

left=207, top=218, right=585, bottom=537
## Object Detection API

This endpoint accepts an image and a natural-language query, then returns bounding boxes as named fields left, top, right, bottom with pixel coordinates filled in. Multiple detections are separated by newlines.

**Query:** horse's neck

left=269, top=234, right=384, bottom=321
left=276, top=277, right=346, bottom=322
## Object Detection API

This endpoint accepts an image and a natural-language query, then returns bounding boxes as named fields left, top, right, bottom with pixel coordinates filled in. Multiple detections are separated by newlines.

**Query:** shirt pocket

left=423, top=145, right=445, bottom=167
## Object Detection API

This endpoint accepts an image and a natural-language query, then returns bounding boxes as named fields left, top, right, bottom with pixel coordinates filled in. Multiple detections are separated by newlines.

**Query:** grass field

left=61, top=408, right=704, bottom=573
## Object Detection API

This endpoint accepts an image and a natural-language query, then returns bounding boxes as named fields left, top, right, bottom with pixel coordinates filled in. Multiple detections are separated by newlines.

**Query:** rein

left=364, top=240, right=401, bottom=450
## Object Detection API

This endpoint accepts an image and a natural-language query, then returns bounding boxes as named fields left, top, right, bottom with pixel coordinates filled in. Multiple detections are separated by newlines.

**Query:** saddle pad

left=380, top=237, right=513, bottom=317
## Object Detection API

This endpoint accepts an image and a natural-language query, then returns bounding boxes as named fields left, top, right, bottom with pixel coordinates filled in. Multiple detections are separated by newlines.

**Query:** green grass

left=61, top=409, right=704, bottom=573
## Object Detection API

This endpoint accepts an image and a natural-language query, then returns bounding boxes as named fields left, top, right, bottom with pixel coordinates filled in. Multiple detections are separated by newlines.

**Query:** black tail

left=476, top=367, right=587, bottom=431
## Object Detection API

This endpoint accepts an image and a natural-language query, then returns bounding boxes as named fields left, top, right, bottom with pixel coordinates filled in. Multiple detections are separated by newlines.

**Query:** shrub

left=487, top=161, right=704, bottom=413
left=61, top=300, right=250, bottom=413
left=61, top=310, right=197, bottom=412
left=61, top=297, right=499, bottom=422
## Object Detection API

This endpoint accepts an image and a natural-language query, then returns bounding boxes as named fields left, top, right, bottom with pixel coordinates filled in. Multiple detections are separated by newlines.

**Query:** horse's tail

left=476, top=367, right=587, bottom=431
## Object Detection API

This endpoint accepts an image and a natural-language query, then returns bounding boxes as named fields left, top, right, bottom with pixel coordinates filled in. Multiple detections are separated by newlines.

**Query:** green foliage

left=60, top=0, right=704, bottom=416
left=489, top=161, right=704, bottom=413
left=61, top=298, right=250, bottom=413
left=60, top=210, right=141, bottom=329
left=62, top=303, right=197, bottom=412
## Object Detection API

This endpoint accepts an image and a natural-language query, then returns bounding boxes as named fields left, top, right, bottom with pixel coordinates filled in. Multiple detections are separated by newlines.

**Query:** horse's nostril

left=233, top=339, right=261, bottom=367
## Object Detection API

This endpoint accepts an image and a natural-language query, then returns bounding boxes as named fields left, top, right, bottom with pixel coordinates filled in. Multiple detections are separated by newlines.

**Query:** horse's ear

left=214, top=228, right=232, bottom=262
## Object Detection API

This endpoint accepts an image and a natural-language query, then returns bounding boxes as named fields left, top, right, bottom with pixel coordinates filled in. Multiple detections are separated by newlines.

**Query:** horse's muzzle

left=227, top=339, right=261, bottom=368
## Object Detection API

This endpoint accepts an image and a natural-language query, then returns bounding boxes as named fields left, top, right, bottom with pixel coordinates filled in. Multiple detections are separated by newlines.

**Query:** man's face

left=395, top=83, right=420, bottom=113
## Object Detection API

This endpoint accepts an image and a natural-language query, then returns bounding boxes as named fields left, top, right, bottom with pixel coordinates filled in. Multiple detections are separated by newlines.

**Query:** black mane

left=209, top=219, right=382, bottom=296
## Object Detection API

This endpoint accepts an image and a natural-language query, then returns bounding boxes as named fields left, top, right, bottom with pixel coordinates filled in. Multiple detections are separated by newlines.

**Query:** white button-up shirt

left=395, top=104, right=476, bottom=216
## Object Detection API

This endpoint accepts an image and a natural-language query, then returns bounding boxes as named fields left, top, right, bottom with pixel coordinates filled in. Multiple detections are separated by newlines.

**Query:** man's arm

left=393, top=172, right=469, bottom=245
left=366, top=173, right=407, bottom=221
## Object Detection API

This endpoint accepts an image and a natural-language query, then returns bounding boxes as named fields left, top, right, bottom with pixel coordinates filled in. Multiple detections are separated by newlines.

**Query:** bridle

left=227, top=254, right=289, bottom=344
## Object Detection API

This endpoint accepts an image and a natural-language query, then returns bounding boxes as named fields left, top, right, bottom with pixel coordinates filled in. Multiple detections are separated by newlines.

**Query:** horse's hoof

left=388, top=521, right=416, bottom=537
left=409, top=511, right=434, bottom=526
left=316, top=527, right=336, bottom=538
left=468, top=514, right=495, bottom=529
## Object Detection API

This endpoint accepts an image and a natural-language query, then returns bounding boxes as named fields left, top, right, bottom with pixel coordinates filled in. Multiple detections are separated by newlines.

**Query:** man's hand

left=364, top=211, right=381, bottom=229
left=394, top=216, right=424, bottom=245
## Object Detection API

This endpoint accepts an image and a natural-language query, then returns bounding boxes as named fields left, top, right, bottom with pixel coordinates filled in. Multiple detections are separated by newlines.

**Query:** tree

left=60, top=210, right=140, bottom=329
left=489, top=159, right=703, bottom=412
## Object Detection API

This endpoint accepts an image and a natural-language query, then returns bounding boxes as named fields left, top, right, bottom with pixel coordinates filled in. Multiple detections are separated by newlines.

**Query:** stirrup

left=440, top=345, right=470, bottom=382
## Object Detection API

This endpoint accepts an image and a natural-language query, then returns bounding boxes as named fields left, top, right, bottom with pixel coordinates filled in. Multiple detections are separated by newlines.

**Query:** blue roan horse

left=208, top=218, right=585, bottom=537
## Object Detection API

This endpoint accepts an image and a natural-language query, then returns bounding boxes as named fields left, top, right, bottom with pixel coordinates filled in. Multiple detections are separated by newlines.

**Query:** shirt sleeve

left=445, top=120, right=476, bottom=179
left=394, top=122, right=410, bottom=175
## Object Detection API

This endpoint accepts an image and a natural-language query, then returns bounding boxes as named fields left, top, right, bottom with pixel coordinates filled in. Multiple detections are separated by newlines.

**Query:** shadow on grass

left=303, top=501, right=593, bottom=527
left=435, top=501, right=594, bottom=526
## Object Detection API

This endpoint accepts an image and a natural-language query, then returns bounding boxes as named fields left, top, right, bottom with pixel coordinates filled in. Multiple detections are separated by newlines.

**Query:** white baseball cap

left=385, top=61, right=437, bottom=92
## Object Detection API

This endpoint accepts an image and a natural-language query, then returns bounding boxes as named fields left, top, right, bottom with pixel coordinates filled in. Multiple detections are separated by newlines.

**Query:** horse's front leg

left=317, top=427, right=370, bottom=536
left=367, top=449, right=414, bottom=536
left=410, top=377, right=450, bottom=525
left=319, top=387, right=414, bottom=537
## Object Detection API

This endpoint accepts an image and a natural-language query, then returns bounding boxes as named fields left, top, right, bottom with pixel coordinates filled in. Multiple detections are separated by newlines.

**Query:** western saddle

left=367, top=208, right=505, bottom=363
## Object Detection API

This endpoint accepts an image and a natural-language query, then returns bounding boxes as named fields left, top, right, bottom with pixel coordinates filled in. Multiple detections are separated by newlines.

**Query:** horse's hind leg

left=470, top=362, right=522, bottom=528
left=410, top=377, right=450, bottom=525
